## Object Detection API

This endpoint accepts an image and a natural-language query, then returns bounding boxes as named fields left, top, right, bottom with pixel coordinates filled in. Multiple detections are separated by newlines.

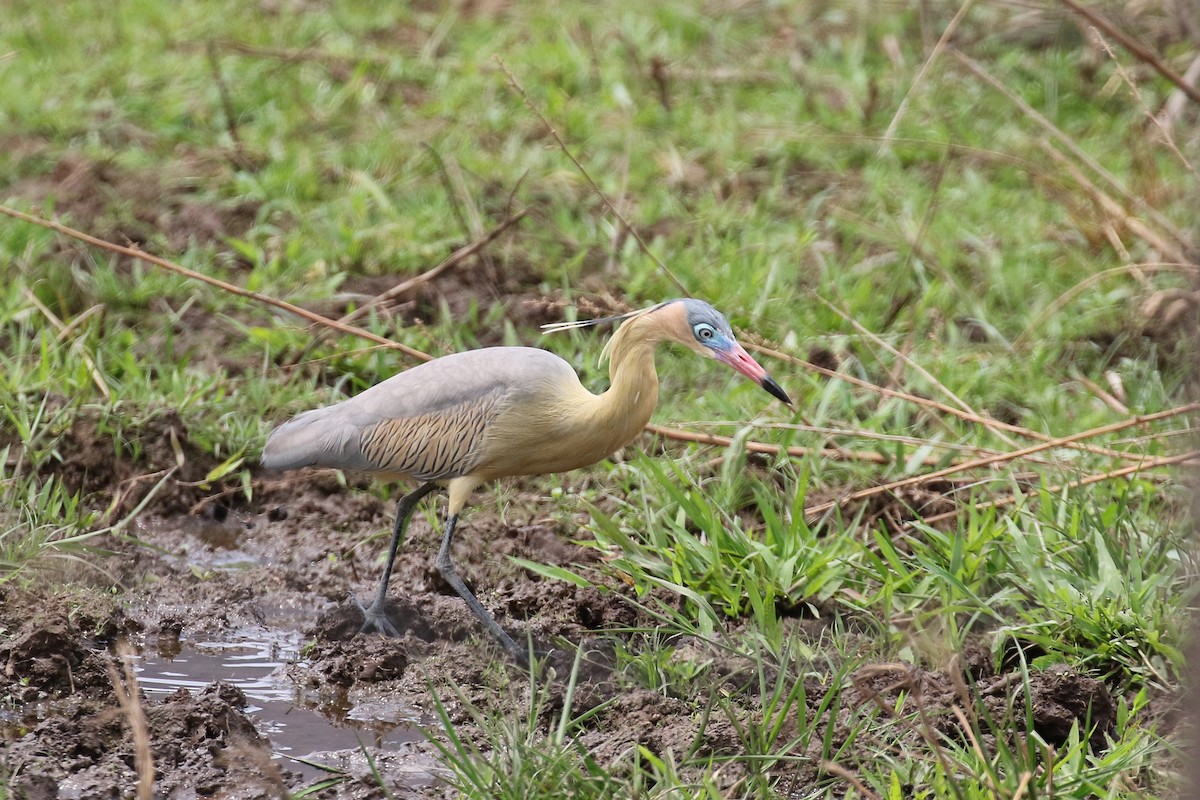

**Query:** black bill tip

left=761, top=374, right=792, bottom=407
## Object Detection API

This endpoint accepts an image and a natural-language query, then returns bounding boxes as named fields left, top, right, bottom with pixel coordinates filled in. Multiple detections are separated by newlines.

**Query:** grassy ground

left=2, top=0, right=1198, bottom=797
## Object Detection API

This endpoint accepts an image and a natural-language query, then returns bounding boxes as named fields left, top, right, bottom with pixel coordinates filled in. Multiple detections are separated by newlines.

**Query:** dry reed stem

left=748, top=342, right=1149, bottom=464
left=336, top=209, right=527, bottom=326
left=950, top=47, right=1190, bottom=252
left=1095, top=33, right=1199, bottom=182
left=205, top=42, right=244, bottom=154
left=0, top=203, right=435, bottom=364
left=1160, top=54, right=1200, bottom=133
left=211, top=39, right=394, bottom=69
left=880, top=0, right=978, bottom=148
left=1015, top=262, right=1196, bottom=347
left=54, top=302, right=106, bottom=341
left=1038, top=139, right=1191, bottom=266
left=21, top=287, right=110, bottom=398
left=107, top=646, right=154, bottom=800
left=951, top=706, right=1002, bottom=796
left=920, top=448, right=1200, bottom=524
left=421, top=142, right=476, bottom=247
left=658, top=65, right=782, bottom=85
left=645, top=423, right=926, bottom=466
left=765, top=421, right=1060, bottom=466
left=818, top=296, right=1014, bottom=446
left=494, top=56, right=691, bottom=296
left=1072, top=369, right=1129, bottom=416
left=445, top=156, right=488, bottom=244
left=819, top=760, right=883, bottom=800
left=605, top=129, right=634, bottom=274
left=804, top=403, right=1200, bottom=519
left=1057, top=0, right=1200, bottom=105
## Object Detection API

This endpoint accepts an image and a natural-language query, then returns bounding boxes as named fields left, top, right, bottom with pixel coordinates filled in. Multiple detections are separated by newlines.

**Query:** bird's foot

left=503, top=639, right=559, bottom=669
left=354, top=594, right=402, bottom=638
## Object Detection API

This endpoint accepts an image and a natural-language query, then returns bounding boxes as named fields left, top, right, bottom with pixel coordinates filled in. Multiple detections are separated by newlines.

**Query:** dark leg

left=435, top=514, right=527, bottom=664
left=359, top=481, right=439, bottom=637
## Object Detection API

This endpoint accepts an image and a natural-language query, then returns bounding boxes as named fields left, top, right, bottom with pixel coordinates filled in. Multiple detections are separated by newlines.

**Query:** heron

left=261, top=298, right=791, bottom=663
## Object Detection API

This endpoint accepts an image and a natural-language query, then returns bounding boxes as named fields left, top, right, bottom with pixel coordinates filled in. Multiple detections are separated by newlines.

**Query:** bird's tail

left=261, top=407, right=365, bottom=471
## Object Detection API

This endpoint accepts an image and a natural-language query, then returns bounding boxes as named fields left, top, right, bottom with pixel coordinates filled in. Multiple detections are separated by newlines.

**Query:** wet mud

left=0, top=425, right=1133, bottom=797
left=0, top=148, right=1143, bottom=793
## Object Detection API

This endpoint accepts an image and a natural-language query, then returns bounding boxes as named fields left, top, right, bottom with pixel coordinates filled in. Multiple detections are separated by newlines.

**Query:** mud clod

left=2, top=683, right=285, bottom=799
left=0, top=589, right=130, bottom=699
left=306, top=636, right=414, bottom=687
left=1022, top=670, right=1116, bottom=747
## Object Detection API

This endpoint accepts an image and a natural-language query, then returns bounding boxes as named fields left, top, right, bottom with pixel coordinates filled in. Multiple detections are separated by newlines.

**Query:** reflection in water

left=132, top=627, right=430, bottom=779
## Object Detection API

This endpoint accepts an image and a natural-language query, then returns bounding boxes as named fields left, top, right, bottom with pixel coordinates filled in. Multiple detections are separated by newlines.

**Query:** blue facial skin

left=680, top=298, right=736, bottom=348
left=675, top=298, right=792, bottom=406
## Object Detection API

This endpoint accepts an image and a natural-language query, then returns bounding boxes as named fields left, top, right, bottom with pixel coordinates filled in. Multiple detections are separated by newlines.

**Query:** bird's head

left=542, top=298, right=793, bottom=408
left=660, top=299, right=793, bottom=407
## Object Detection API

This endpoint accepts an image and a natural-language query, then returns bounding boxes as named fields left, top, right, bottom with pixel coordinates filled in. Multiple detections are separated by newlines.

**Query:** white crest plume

left=541, top=302, right=669, bottom=366
left=540, top=302, right=665, bottom=335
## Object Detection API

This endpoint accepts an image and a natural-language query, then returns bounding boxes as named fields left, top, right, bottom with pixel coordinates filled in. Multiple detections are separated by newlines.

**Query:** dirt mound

left=843, top=661, right=1116, bottom=750
left=0, top=587, right=133, bottom=702
left=2, top=682, right=287, bottom=800
left=10, top=153, right=259, bottom=255
left=20, top=403, right=240, bottom=533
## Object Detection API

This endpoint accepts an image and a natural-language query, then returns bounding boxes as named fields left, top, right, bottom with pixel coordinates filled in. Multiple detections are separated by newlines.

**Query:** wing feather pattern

left=261, top=347, right=578, bottom=481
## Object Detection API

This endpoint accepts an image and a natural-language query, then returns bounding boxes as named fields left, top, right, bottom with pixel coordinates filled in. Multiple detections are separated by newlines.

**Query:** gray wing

left=260, top=347, right=576, bottom=480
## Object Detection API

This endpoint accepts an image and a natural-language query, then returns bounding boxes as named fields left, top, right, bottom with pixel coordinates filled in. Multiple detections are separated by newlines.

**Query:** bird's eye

left=694, top=323, right=716, bottom=342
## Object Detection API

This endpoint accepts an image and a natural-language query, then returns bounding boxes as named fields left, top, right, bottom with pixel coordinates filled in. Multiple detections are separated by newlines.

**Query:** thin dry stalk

left=645, top=423, right=923, bottom=466
left=605, top=129, right=634, bottom=274
left=433, top=151, right=494, bottom=278
left=881, top=0, right=978, bottom=148
left=1038, top=139, right=1192, bottom=265
left=0, top=203, right=435, bottom=363
left=494, top=57, right=691, bottom=296
left=1057, top=0, right=1200, bottom=105
left=205, top=42, right=244, bottom=153
left=56, top=303, right=105, bottom=341
left=421, top=142, right=474, bottom=244
left=1072, top=369, right=1129, bottom=416
left=1095, top=33, right=1199, bottom=182
left=804, top=403, right=1200, bottom=519
left=819, top=760, right=883, bottom=800
left=920, top=448, right=1200, bottom=524
left=819, top=297, right=1012, bottom=445
left=950, top=46, right=1190, bottom=251
left=213, top=39, right=394, bottom=69
left=107, top=646, right=154, bottom=800
left=21, top=288, right=110, bottom=398
left=336, top=209, right=527, bottom=326
left=909, top=676, right=966, bottom=796
left=1015, top=262, right=1196, bottom=347
left=659, top=65, right=782, bottom=85
left=765, top=421, right=1059, bottom=466
left=104, top=467, right=174, bottom=524
left=748, top=342, right=1151, bottom=464
left=951, top=706, right=1002, bottom=796
left=1159, top=54, right=1200, bottom=133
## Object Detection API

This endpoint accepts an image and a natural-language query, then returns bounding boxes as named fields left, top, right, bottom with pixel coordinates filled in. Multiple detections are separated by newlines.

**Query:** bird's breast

left=469, top=377, right=655, bottom=479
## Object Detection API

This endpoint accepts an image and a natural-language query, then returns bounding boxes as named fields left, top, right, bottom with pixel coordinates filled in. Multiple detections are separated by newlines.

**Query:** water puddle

left=135, top=627, right=433, bottom=783
left=113, top=516, right=448, bottom=788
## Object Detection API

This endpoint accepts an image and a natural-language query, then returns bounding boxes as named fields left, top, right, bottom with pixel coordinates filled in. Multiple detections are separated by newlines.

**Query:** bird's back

left=261, top=347, right=581, bottom=481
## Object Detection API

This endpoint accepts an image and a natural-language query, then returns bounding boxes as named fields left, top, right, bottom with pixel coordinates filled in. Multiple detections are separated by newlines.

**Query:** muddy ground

left=0, top=154, right=1153, bottom=798
left=0, top=405, right=1132, bottom=799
